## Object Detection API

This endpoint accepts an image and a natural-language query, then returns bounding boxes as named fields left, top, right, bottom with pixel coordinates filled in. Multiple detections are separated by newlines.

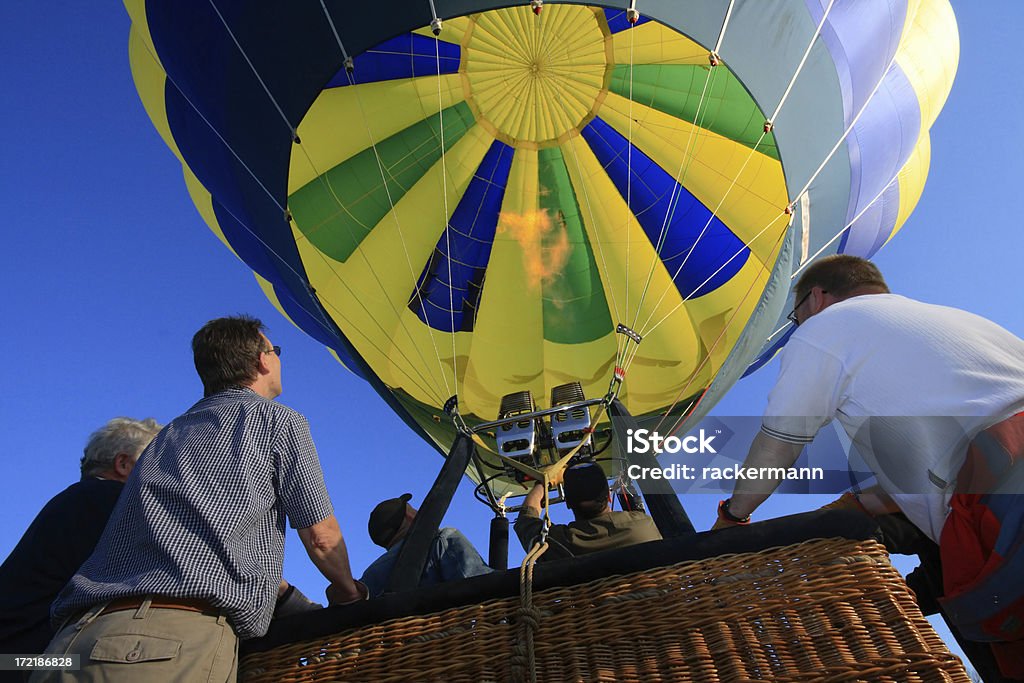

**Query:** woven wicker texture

left=239, top=538, right=970, bottom=682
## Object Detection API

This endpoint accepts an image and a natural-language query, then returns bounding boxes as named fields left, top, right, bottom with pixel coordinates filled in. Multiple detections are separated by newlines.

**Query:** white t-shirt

left=763, top=294, right=1024, bottom=541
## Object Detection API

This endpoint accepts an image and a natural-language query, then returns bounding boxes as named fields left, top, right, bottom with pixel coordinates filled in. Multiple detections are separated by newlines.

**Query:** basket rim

left=243, top=509, right=880, bottom=655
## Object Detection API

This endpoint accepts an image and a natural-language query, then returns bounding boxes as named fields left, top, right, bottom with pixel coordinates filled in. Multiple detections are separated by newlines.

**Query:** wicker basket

left=239, top=537, right=969, bottom=682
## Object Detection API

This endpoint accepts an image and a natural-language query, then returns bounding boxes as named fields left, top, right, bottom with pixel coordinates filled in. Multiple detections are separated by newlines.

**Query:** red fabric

left=941, top=494, right=1004, bottom=595
left=941, top=497, right=1024, bottom=678
left=991, top=642, right=1024, bottom=679
left=939, top=412, right=1024, bottom=679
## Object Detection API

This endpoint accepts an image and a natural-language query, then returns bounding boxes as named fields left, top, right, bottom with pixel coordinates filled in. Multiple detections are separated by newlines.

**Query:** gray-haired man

left=0, top=417, right=161, bottom=666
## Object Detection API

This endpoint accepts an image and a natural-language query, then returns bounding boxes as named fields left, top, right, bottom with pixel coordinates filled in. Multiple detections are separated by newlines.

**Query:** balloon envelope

left=126, top=0, right=958, bottom=493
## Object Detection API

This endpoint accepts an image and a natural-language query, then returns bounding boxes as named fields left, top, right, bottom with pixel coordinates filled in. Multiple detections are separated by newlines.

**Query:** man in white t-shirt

left=711, top=255, right=1024, bottom=679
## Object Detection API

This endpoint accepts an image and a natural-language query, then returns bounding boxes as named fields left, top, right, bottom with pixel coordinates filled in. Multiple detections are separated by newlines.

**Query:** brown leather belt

left=100, top=596, right=220, bottom=618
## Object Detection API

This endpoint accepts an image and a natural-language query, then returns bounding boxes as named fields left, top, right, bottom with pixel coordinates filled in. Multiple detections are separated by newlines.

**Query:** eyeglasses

left=786, top=291, right=812, bottom=326
left=264, top=345, right=281, bottom=357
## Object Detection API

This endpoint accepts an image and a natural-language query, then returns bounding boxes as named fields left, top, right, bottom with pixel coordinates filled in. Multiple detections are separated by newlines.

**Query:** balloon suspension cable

left=282, top=3, right=454, bottom=405
left=625, top=0, right=730, bottom=340
left=766, top=0, right=836, bottom=132
left=641, top=211, right=791, bottom=346
left=757, top=168, right=901, bottom=355
left=132, top=30, right=407, bottom=355
left=634, top=0, right=838, bottom=343
left=643, top=0, right=899, bottom=360
left=796, top=174, right=901, bottom=284
left=788, top=40, right=907, bottom=216
left=631, top=0, right=900, bottom=413
left=712, top=0, right=736, bottom=58
left=312, top=0, right=456, bottom=404
left=636, top=215, right=790, bottom=435
left=652, top=225, right=790, bottom=437
left=318, top=0, right=352, bottom=70
left=609, top=323, right=641, bottom=401
left=427, top=0, right=460, bottom=407
left=651, top=217, right=790, bottom=403
left=206, top=0, right=300, bottom=142
left=206, top=0, right=454, bottom=407
left=621, top=14, right=637, bottom=361
left=635, top=143, right=777, bottom=339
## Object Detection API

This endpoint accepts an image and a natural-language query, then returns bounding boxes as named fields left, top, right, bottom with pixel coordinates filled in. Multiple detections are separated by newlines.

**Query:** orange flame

left=498, top=209, right=572, bottom=293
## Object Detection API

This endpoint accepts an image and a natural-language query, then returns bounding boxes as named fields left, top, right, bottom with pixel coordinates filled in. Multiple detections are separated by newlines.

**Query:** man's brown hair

left=192, top=316, right=268, bottom=396
left=795, top=254, right=890, bottom=301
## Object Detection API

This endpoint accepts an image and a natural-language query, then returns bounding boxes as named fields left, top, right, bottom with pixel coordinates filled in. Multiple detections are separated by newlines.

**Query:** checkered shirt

left=51, top=387, right=334, bottom=639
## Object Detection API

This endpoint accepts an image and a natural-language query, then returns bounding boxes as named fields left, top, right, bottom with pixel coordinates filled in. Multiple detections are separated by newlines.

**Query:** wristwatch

left=718, top=498, right=751, bottom=524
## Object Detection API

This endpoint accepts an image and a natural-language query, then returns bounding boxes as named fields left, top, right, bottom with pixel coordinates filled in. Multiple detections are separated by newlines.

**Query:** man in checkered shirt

left=34, top=316, right=366, bottom=682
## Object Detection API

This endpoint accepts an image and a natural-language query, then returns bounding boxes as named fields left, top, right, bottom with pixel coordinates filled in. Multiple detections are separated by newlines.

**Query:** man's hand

left=547, top=467, right=565, bottom=488
left=710, top=432, right=805, bottom=531
left=326, top=579, right=369, bottom=606
left=274, top=580, right=324, bottom=618
left=711, top=517, right=742, bottom=531
left=819, top=492, right=871, bottom=515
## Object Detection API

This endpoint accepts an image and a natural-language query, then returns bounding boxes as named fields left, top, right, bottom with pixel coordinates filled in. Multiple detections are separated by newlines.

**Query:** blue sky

left=2, top=1, right=1021, bottom=667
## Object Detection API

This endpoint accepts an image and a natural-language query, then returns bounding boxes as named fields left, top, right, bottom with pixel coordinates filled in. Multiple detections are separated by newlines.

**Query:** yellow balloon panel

left=289, top=75, right=465, bottom=194
left=898, top=0, right=959, bottom=131
left=887, top=133, right=931, bottom=245
left=611, top=20, right=709, bottom=66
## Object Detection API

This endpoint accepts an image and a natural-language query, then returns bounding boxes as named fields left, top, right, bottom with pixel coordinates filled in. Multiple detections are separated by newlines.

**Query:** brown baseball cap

left=368, top=493, right=412, bottom=548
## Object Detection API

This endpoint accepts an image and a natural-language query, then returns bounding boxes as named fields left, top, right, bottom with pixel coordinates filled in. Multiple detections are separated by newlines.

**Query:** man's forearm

left=856, top=485, right=901, bottom=515
left=514, top=509, right=543, bottom=551
left=297, top=515, right=357, bottom=587
left=523, top=481, right=545, bottom=513
left=514, top=483, right=547, bottom=551
left=728, top=431, right=805, bottom=518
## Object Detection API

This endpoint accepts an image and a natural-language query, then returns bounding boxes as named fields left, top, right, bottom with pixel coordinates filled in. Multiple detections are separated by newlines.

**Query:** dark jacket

left=514, top=507, right=662, bottom=561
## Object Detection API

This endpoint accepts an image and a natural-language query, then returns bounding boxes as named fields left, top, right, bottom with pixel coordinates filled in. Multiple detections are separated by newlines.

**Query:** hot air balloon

left=125, top=0, right=961, bottom=557
left=126, top=3, right=972, bottom=679
left=126, top=0, right=957, bottom=494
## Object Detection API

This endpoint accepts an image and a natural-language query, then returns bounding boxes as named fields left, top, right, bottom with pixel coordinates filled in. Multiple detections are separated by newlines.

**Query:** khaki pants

left=29, top=600, right=238, bottom=683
